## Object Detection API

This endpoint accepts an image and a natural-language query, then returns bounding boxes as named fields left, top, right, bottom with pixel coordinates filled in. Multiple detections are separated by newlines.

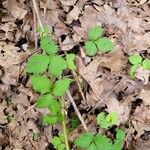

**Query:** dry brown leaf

left=138, top=89, right=150, bottom=105
left=3, top=0, right=27, bottom=20
left=0, top=103, right=8, bottom=124
left=131, top=105, right=150, bottom=138
left=67, top=6, right=81, bottom=24
left=135, top=67, right=150, bottom=85
left=106, top=97, right=130, bottom=124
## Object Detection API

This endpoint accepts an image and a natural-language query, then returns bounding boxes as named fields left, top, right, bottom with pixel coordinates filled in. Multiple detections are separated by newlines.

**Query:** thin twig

left=66, top=90, right=88, bottom=131
left=72, top=71, right=86, bottom=102
left=33, top=8, right=38, bottom=50
left=32, top=0, right=44, bottom=31
left=61, top=96, right=70, bottom=150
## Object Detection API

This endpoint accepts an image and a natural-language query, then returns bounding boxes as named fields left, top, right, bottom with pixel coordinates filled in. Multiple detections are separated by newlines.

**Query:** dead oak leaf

left=138, top=89, right=150, bottom=105
left=131, top=105, right=150, bottom=138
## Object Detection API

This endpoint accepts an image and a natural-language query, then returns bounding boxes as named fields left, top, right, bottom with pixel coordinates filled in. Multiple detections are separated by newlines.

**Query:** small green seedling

left=51, top=134, right=66, bottom=150
left=75, top=130, right=126, bottom=150
left=128, top=54, right=150, bottom=78
left=97, top=112, right=118, bottom=129
left=85, top=26, right=115, bottom=56
left=75, top=112, right=125, bottom=150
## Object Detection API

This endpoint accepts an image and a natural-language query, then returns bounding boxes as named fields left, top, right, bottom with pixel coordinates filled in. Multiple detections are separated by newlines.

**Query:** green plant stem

left=61, top=96, right=70, bottom=150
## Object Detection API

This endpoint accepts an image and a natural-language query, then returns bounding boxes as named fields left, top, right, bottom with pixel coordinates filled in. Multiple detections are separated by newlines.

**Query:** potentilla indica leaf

left=48, top=55, right=67, bottom=77
left=31, top=75, right=52, bottom=94
left=40, top=36, right=58, bottom=55
left=26, top=54, right=50, bottom=74
left=128, top=54, right=143, bottom=65
left=36, top=94, right=54, bottom=108
left=95, top=37, right=114, bottom=52
left=42, top=115, right=57, bottom=125
left=85, top=41, right=97, bottom=56
left=74, top=132, right=94, bottom=148
left=142, top=59, right=150, bottom=70
left=52, top=78, right=72, bottom=96
left=66, top=54, right=76, bottom=71
left=88, top=26, right=103, bottom=40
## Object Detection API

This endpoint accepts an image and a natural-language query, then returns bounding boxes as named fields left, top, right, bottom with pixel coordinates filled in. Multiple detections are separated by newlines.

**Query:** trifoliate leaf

left=95, top=37, right=114, bottom=52
left=74, top=132, right=94, bottom=148
left=40, top=36, right=58, bottom=55
left=51, top=136, right=62, bottom=146
left=42, top=115, right=57, bottom=125
left=66, top=54, right=76, bottom=71
left=36, top=94, right=54, bottom=108
left=31, top=75, right=52, bottom=94
left=48, top=56, right=67, bottom=77
left=129, top=64, right=141, bottom=78
left=115, top=129, right=126, bottom=141
left=128, top=54, right=143, bottom=65
left=87, top=143, right=97, bottom=150
left=88, top=26, right=103, bottom=40
left=85, top=41, right=97, bottom=56
left=142, top=59, right=150, bottom=70
left=26, top=54, right=50, bottom=74
left=52, top=79, right=72, bottom=96
left=106, top=112, right=118, bottom=125
left=94, top=134, right=112, bottom=150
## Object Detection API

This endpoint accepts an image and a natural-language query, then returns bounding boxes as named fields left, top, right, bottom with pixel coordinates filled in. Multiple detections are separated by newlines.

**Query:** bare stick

left=66, top=90, right=88, bottom=131
left=32, top=0, right=44, bottom=31
left=72, top=71, right=86, bottom=102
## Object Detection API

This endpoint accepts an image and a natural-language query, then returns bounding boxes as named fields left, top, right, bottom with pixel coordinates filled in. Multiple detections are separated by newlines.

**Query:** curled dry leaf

left=3, top=0, right=27, bottom=20
left=67, top=6, right=81, bottom=24
left=138, top=89, right=150, bottom=105
left=131, top=105, right=150, bottom=138
left=135, top=67, right=150, bottom=85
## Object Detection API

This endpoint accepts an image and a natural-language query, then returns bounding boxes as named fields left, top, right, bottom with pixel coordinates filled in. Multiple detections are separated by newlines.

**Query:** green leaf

left=88, top=26, right=103, bottom=40
left=59, top=134, right=65, bottom=142
left=87, top=143, right=97, bottom=150
left=36, top=94, right=54, bottom=108
left=26, top=54, right=50, bottom=74
left=48, top=98, right=61, bottom=114
left=97, top=112, right=110, bottom=129
left=129, top=64, right=141, bottom=78
left=115, top=129, right=126, bottom=141
left=58, top=144, right=65, bottom=150
left=51, top=136, right=62, bottom=146
left=85, top=41, right=97, bottom=56
left=113, top=140, right=124, bottom=150
left=48, top=55, right=67, bottom=77
left=95, top=37, right=114, bottom=52
left=106, top=112, right=118, bottom=125
left=40, top=36, right=58, bottom=55
left=94, top=134, right=112, bottom=150
left=128, top=54, right=142, bottom=65
left=42, top=115, right=57, bottom=125
left=31, top=75, right=52, bottom=94
left=66, top=54, right=76, bottom=71
left=142, top=59, right=150, bottom=70
left=74, top=132, right=94, bottom=148
left=52, top=79, right=72, bottom=96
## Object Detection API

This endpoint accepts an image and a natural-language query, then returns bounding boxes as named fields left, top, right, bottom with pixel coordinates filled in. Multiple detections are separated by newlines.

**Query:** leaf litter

left=0, top=0, right=150, bottom=149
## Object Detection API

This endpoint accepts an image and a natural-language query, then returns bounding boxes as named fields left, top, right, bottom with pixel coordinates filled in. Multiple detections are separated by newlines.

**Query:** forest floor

left=0, top=0, right=150, bottom=150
